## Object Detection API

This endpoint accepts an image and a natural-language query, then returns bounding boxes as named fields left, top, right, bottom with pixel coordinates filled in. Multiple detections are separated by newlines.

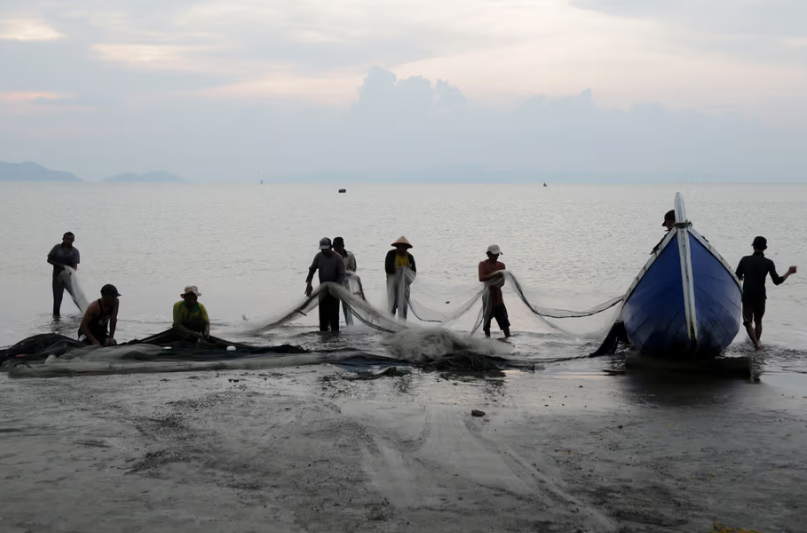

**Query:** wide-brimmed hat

left=486, top=244, right=503, bottom=255
left=391, top=236, right=412, bottom=249
left=182, top=285, right=202, bottom=297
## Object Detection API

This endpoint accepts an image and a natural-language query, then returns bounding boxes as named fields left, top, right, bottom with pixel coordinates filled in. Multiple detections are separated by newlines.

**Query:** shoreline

left=1, top=362, right=805, bottom=532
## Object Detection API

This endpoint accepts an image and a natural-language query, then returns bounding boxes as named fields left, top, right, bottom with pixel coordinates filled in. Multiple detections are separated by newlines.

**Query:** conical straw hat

left=391, top=236, right=412, bottom=248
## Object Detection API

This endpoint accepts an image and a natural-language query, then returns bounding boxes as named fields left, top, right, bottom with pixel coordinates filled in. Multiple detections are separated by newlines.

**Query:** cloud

left=569, top=0, right=807, bottom=36
left=1, top=68, right=803, bottom=183
left=0, top=20, right=63, bottom=41
left=32, top=94, right=116, bottom=106
left=0, top=1, right=805, bottom=181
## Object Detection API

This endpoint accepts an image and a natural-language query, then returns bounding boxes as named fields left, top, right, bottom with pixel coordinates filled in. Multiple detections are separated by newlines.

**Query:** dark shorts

left=484, top=304, right=510, bottom=331
left=742, top=300, right=765, bottom=325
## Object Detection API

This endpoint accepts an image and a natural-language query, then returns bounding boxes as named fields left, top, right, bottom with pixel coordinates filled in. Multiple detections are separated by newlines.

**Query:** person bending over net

left=79, top=284, right=120, bottom=346
left=385, top=236, right=416, bottom=320
left=478, top=245, right=511, bottom=338
left=306, top=237, right=346, bottom=332
left=173, top=285, right=210, bottom=340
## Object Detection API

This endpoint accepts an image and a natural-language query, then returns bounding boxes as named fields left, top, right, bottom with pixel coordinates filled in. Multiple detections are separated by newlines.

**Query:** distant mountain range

left=103, top=171, right=185, bottom=183
left=0, top=161, right=81, bottom=182
left=0, top=161, right=187, bottom=182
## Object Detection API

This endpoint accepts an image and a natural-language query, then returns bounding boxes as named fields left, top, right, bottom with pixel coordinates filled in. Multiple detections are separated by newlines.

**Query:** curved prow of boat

left=621, top=193, right=742, bottom=358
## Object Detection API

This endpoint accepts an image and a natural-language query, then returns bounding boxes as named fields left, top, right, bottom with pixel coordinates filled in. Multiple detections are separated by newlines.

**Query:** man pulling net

left=385, top=236, right=416, bottom=320
left=478, top=245, right=510, bottom=338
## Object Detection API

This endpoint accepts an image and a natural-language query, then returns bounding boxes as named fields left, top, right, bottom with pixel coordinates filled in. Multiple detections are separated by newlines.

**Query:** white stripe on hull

left=674, top=193, right=698, bottom=348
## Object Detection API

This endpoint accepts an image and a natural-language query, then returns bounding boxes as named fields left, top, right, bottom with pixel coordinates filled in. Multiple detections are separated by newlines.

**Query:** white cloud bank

left=0, top=0, right=805, bottom=181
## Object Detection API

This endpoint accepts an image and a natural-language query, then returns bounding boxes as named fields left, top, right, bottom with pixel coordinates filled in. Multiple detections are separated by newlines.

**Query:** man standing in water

left=385, top=236, right=416, bottom=319
left=478, top=245, right=511, bottom=338
left=173, top=286, right=210, bottom=340
left=79, top=284, right=120, bottom=346
left=333, top=237, right=357, bottom=326
left=735, top=236, right=797, bottom=350
left=306, top=237, right=346, bottom=332
left=47, top=231, right=80, bottom=316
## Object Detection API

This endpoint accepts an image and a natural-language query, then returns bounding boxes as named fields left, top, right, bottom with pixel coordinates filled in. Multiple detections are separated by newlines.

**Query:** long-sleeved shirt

left=384, top=250, right=416, bottom=277
left=735, top=252, right=785, bottom=303
left=306, top=252, right=346, bottom=285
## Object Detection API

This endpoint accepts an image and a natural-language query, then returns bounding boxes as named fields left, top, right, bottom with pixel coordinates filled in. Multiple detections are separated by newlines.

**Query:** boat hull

left=623, top=232, right=742, bottom=358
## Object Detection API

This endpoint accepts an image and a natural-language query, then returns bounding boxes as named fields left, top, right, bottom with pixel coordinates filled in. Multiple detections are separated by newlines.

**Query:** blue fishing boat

left=621, top=194, right=742, bottom=357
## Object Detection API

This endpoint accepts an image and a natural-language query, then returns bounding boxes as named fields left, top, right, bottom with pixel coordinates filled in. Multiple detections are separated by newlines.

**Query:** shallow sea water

left=1, top=182, right=805, bottom=373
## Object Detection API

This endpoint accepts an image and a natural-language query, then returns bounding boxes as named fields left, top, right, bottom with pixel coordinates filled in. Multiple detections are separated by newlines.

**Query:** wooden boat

left=621, top=193, right=742, bottom=357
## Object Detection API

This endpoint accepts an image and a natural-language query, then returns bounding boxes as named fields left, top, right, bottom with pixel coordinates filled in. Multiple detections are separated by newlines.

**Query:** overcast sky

left=1, top=0, right=805, bottom=181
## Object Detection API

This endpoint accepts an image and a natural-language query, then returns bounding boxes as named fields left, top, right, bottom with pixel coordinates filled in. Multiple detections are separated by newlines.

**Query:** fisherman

left=478, top=244, right=511, bottom=338
left=663, top=209, right=675, bottom=230
left=78, top=284, right=120, bottom=346
left=47, top=231, right=80, bottom=316
left=735, top=236, right=797, bottom=350
left=173, top=286, right=210, bottom=340
left=652, top=210, right=676, bottom=253
left=305, top=237, right=346, bottom=332
left=333, top=237, right=357, bottom=326
left=385, top=236, right=416, bottom=319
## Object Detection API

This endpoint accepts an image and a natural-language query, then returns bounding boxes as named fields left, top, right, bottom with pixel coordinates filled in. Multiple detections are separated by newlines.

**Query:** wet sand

left=1, top=362, right=805, bottom=533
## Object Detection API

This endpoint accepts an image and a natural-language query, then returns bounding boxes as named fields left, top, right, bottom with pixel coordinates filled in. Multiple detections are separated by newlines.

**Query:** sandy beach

left=1, top=361, right=805, bottom=533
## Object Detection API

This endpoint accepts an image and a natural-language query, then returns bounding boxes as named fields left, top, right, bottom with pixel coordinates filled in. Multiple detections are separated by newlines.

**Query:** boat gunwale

left=622, top=220, right=740, bottom=306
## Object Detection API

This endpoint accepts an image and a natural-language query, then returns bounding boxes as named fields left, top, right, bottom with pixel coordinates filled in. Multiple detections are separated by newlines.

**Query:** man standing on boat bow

left=652, top=210, right=676, bottom=254
left=735, top=236, right=797, bottom=350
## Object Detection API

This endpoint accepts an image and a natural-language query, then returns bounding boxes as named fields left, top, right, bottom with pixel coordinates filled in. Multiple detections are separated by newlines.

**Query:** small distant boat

left=338, top=188, right=346, bottom=193
left=543, top=182, right=547, bottom=187
left=621, top=193, right=741, bottom=358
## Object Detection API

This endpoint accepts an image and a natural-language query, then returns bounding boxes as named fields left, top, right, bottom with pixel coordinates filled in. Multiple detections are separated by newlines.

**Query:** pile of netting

left=0, top=330, right=396, bottom=378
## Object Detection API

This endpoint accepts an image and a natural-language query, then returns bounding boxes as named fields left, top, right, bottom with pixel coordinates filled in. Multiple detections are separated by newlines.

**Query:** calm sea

left=2, top=183, right=805, bottom=370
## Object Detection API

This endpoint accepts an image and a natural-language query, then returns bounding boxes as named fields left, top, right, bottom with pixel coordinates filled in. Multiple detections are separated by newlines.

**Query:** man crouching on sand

left=79, top=284, right=120, bottom=346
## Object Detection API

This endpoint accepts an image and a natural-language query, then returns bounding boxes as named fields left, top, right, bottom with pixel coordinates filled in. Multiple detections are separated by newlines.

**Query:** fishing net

left=7, top=350, right=367, bottom=378
left=5, top=268, right=626, bottom=378
left=0, top=333, right=83, bottom=364
left=243, top=282, right=406, bottom=335
left=242, top=270, right=623, bottom=338
left=60, top=267, right=90, bottom=313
